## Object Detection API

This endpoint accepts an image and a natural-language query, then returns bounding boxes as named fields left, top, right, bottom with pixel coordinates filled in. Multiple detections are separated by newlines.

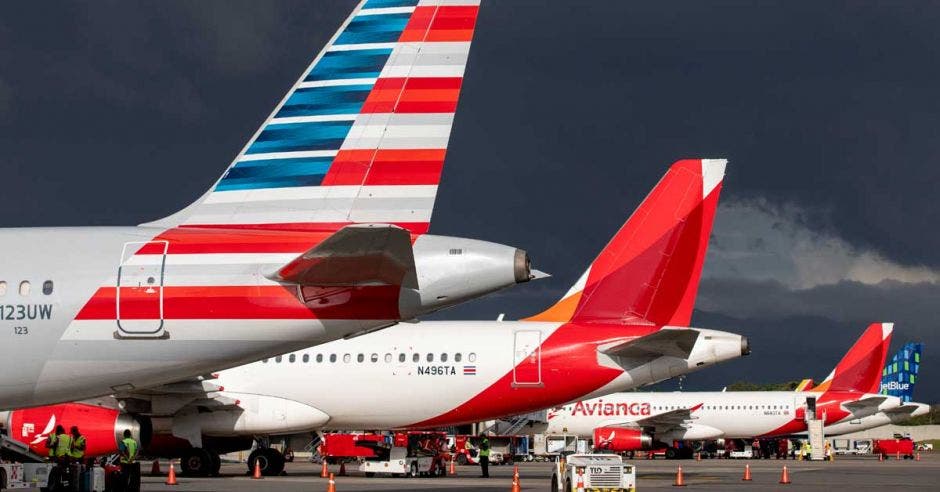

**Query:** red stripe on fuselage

left=75, top=285, right=401, bottom=320
left=408, top=323, right=661, bottom=428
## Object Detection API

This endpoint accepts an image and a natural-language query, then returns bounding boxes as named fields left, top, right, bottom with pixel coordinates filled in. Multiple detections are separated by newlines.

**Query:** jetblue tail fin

left=880, top=342, right=923, bottom=402
left=813, top=323, right=893, bottom=394
left=147, top=0, right=481, bottom=234
left=526, top=159, right=726, bottom=326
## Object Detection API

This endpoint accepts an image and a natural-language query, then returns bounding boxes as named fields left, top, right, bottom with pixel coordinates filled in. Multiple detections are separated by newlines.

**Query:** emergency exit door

left=116, top=240, right=168, bottom=338
left=513, top=330, right=542, bottom=387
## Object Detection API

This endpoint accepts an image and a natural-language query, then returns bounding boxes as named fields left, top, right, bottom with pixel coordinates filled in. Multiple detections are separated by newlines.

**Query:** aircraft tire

left=181, top=448, right=214, bottom=477
left=248, top=447, right=286, bottom=476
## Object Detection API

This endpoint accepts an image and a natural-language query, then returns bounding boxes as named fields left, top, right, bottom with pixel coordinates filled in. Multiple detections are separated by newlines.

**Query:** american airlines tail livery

left=0, top=158, right=750, bottom=476
left=542, top=322, right=929, bottom=457
left=0, top=0, right=545, bottom=409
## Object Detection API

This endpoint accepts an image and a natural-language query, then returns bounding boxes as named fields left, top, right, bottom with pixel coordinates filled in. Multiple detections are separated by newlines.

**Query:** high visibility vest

left=479, top=440, right=490, bottom=458
left=120, top=437, right=138, bottom=464
left=70, top=435, right=87, bottom=459
left=54, top=434, right=72, bottom=458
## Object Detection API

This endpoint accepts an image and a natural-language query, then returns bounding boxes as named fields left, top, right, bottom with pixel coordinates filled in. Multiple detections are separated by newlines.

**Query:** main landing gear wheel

left=181, top=448, right=214, bottom=477
left=209, top=451, right=222, bottom=476
left=248, top=448, right=286, bottom=476
left=665, top=447, right=679, bottom=460
left=456, top=454, right=468, bottom=465
left=409, top=462, right=419, bottom=478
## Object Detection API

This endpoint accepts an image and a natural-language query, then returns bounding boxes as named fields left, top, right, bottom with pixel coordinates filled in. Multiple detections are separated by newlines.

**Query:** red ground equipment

left=873, top=437, right=915, bottom=460
left=320, top=433, right=386, bottom=463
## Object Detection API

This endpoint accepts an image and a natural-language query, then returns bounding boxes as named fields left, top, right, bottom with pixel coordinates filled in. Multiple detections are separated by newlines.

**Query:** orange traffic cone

left=510, top=464, right=521, bottom=492
left=742, top=464, right=752, bottom=481
left=338, top=461, right=347, bottom=477
left=897, top=450, right=901, bottom=461
left=779, top=465, right=791, bottom=484
left=673, top=466, right=687, bottom=487
left=695, top=452, right=701, bottom=461
left=916, top=452, right=921, bottom=461
left=165, top=460, right=178, bottom=486
left=449, top=457, right=457, bottom=475
left=326, top=472, right=336, bottom=492
left=150, top=459, right=162, bottom=476
left=252, top=459, right=263, bottom=479
left=320, top=460, right=329, bottom=478
left=879, top=453, right=884, bottom=462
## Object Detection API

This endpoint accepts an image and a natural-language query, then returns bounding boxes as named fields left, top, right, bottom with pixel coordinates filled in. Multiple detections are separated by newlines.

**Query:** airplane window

left=262, top=358, right=268, bottom=364
left=371, top=353, right=378, bottom=363
left=385, top=353, right=392, bottom=363
left=427, top=353, right=434, bottom=362
left=468, top=353, right=477, bottom=363
left=19, top=281, right=30, bottom=296
left=42, top=280, right=53, bottom=295
left=343, top=354, right=351, bottom=363
left=330, top=354, right=337, bottom=363
left=357, top=354, right=364, bottom=363
left=302, top=354, right=309, bottom=363
left=399, top=353, right=406, bottom=363
left=289, top=354, right=296, bottom=363
left=441, top=353, right=448, bottom=363
left=413, top=353, right=420, bottom=363
left=455, top=353, right=462, bottom=362
left=316, top=354, right=323, bottom=363
left=275, top=355, right=282, bottom=363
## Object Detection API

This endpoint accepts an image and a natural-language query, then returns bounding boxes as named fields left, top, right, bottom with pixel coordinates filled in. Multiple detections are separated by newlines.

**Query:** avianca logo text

left=572, top=400, right=651, bottom=417
left=881, top=381, right=911, bottom=391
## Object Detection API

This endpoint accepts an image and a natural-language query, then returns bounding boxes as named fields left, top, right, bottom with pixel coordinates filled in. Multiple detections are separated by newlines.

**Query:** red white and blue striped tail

left=147, top=0, right=481, bottom=234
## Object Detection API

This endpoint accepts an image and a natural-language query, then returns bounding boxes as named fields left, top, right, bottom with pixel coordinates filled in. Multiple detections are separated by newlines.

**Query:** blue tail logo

left=880, top=342, right=923, bottom=402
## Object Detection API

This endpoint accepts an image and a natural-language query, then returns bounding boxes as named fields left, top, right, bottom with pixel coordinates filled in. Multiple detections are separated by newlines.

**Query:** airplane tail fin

left=794, top=379, right=815, bottom=391
left=812, top=322, right=894, bottom=394
left=526, top=159, right=726, bottom=326
left=146, top=0, right=481, bottom=234
left=880, top=342, right=923, bottom=403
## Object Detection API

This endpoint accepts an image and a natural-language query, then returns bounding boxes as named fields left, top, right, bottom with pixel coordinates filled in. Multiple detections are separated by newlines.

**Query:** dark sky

left=2, top=1, right=939, bottom=401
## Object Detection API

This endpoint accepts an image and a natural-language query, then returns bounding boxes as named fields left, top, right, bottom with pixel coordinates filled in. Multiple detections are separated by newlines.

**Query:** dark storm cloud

left=1, top=1, right=939, bottom=400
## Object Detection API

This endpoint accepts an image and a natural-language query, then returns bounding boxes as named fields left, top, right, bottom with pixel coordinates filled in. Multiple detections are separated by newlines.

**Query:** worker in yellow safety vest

left=46, top=425, right=73, bottom=465
left=118, top=429, right=140, bottom=491
left=69, top=426, right=87, bottom=462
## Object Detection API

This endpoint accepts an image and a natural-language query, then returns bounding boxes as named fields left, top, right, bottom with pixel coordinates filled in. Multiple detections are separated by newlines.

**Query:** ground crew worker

left=118, top=429, right=140, bottom=492
left=69, top=426, right=87, bottom=463
left=802, top=441, right=812, bottom=461
left=51, top=425, right=73, bottom=464
left=478, top=435, right=490, bottom=478
left=824, top=440, right=832, bottom=461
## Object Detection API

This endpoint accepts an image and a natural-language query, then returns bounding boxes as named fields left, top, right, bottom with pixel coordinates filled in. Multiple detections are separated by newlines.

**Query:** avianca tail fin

left=526, top=159, right=726, bottom=326
left=812, top=322, right=894, bottom=394
left=147, top=0, right=481, bottom=234
left=880, top=342, right=923, bottom=402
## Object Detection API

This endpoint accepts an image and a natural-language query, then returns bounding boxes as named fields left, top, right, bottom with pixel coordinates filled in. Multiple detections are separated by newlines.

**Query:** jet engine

left=402, top=235, right=538, bottom=317
left=592, top=427, right=653, bottom=452
left=2, top=403, right=149, bottom=457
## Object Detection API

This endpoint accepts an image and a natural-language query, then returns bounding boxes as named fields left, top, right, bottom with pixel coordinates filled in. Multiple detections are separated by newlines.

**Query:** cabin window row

left=264, top=352, right=478, bottom=364
left=0, top=280, right=54, bottom=297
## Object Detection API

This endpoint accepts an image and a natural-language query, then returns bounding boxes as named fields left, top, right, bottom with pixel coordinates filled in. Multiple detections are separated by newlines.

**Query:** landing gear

left=210, top=451, right=222, bottom=476
left=248, top=447, right=286, bottom=477
left=181, top=448, right=214, bottom=477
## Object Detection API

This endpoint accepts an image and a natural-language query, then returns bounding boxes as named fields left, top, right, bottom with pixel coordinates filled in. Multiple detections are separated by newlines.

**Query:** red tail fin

left=527, top=159, right=725, bottom=326
left=812, top=322, right=894, bottom=394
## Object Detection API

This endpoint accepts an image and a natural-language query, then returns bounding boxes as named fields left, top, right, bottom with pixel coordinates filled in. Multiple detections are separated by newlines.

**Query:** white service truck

left=1, top=434, right=52, bottom=491
left=550, top=454, right=636, bottom=492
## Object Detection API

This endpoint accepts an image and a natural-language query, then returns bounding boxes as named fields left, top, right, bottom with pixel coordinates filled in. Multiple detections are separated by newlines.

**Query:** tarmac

left=139, top=453, right=940, bottom=491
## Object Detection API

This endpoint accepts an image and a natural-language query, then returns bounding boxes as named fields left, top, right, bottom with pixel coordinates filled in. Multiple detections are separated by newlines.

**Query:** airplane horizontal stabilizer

left=600, top=328, right=699, bottom=361
left=842, top=396, right=888, bottom=413
left=270, top=224, right=417, bottom=288
left=885, top=403, right=925, bottom=415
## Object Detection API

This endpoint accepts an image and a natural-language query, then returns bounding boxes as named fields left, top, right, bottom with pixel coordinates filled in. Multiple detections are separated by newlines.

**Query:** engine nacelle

left=592, top=427, right=652, bottom=452
left=3, top=403, right=147, bottom=457
left=402, top=235, right=534, bottom=317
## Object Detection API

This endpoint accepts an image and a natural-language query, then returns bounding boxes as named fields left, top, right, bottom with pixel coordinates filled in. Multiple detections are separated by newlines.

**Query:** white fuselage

left=540, top=391, right=909, bottom=441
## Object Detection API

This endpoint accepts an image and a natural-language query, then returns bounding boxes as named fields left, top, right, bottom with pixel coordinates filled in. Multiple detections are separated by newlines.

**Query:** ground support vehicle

left=320, top=433, right=384, bottom=464
left=359, top=432, right=449, bottom=478
left=1, top=433, right=52, bottom=490
left=551, top=454, right=636, bottom=492
left=874, top=437, right=915, bottom=460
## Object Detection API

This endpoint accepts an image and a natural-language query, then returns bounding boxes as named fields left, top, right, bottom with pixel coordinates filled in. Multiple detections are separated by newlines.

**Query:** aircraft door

left=513, top=330, right=542, bottom=387
left=116, top=241, right=168, bottom=338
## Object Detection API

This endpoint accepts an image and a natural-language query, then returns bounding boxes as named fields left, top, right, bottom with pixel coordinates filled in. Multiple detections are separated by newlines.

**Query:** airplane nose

left=741, top=336, right=751, bottom=356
